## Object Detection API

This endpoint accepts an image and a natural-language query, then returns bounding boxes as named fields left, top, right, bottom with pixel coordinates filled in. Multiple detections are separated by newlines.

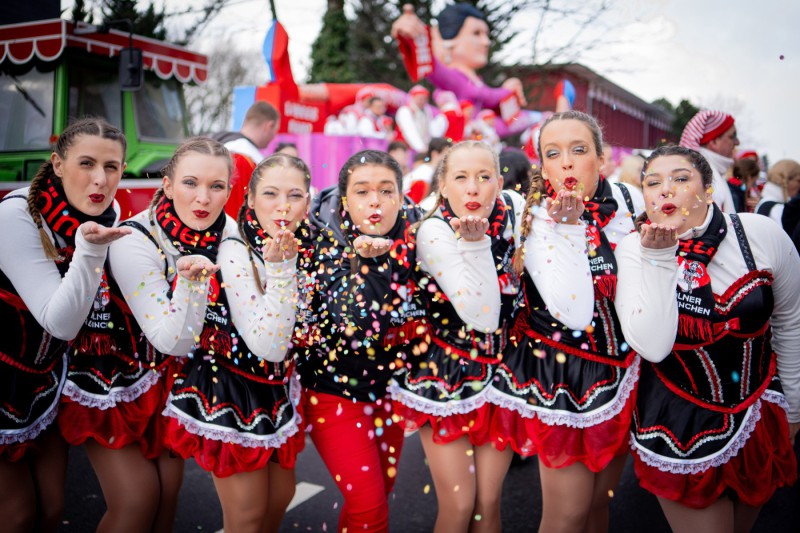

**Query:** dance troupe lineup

left=1, top=4, right=798, bottom=533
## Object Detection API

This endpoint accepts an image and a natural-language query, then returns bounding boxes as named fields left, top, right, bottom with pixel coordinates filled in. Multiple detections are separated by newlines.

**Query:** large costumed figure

left=391, top=2, right=542, bottom=138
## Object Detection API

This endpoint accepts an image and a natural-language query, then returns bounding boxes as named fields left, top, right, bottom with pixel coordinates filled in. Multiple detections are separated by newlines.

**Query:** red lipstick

left=89, top=194, right=105, bottom=203
left=193, top=210, right=209, bottom=219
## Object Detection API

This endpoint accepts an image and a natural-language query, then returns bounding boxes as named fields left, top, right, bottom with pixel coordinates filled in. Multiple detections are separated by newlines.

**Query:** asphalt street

left=59, top=433, right=799, bottom=532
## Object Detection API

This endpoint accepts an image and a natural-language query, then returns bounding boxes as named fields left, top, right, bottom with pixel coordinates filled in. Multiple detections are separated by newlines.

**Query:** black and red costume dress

left=487, top=178, right=637, bottom=470
left=391, top=191, right=525, bottom=445
left=616, top=206, right=799, bottom=508
left=0, top=181, right=116, bottom=460
left=159, top=207, right=305, bottom=477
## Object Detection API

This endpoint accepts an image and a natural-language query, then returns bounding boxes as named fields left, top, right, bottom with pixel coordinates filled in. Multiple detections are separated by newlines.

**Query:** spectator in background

left=395, top=85, right=435, bottom=153
left=499, top=148, right=533, bottom=197
left=614, top=154, right=646, bottom=219
left=756, top=159, right=800, bottom=224
left=679, top=110, right=738, bottom=212
left=274, top=142, right=299, bottom=158
left=388, top=141, right=411, bottom=175
left=213, top=101, right=280, bottom=165
left=600, top=143, right=619, bottom=181
left=730, top=158, right=761, bottom=212
left=469, top=109, right=502, bottom=153
left=357, top=96, right=391, bottom=139
left=403, top=137, right=452, bottom=204
left=411, top=152, right=428, bottom=170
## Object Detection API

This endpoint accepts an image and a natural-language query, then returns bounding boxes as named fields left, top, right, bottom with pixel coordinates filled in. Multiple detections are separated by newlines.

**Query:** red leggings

left=305, top=391, right=404, bottom=533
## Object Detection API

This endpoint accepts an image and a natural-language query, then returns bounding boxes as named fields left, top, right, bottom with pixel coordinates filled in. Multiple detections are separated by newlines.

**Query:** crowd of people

left=1, top=97, right=798, bottom=533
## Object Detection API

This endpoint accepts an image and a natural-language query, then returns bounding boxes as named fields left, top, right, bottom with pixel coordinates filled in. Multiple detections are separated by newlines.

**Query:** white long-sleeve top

left=615, top=208, right=800, bottom=421
left=524, top=201, right=594, bottom=331
left=417, top=190, right=524, bottom=333
left=108, top=210, right=236, bottom=356
left=0, top=188, right=118, bottom=341
left=217, top=234, right=298, bottom=362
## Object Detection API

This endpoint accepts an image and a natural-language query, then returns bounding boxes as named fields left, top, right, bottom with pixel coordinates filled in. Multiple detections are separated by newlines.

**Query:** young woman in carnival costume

left=615, top=145, right=799, bottom=533
left=391, top=140, right=525, bottom=532
left=105, top=138, right=231, bottom=531
left=160, top=152, right=308, bottom=532
left=298, top=150, right=426, bottom=533
left=487, top=111, right=638, bottom=533
left=0, top=118, right=130, bottom=532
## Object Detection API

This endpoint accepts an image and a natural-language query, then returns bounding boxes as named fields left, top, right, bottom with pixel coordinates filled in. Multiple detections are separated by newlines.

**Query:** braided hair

left=237, top=153, right=311, bottom=294
left=28, top=117, right=126, bottom=260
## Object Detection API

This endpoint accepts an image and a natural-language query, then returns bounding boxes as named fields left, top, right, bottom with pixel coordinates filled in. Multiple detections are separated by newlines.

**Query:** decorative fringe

left=74, top=332, right=116, bottom=356
left=678, top=315, right=714, bottom=343
left=199, top=327, right=232, bottom=358
left=382, top=319, right=429, bottom=348
left=594, top=275, right=617, bottom=300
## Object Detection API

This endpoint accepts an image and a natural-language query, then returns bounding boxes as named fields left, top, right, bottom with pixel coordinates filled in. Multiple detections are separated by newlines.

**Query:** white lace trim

left=761, top=388, right=789, bottom=411
left=0, top=361, right=65, bottom=445
left=389, top=380, right=490, bottom=416
left=161, top=373, right=304, bottom=450
left=0, top=403, right=58, bottom=445
left=61, top=370, right=161, bottom=410
left=631, top=399, right=763, bottom=475
left=163, top=406, right=301, bottom=449
left=486, top=357, right=640, bottom=429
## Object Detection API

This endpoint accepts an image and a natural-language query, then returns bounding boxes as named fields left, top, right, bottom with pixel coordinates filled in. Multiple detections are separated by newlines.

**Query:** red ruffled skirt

left=393, top=401, right=497, bottom=447
left=489, top=390, right=636, bottom=472
left=164, top=417, right=306, bottom=478
left=633, top=399, right=798, bottom=509
left=58, top=359, right=182, bottom=460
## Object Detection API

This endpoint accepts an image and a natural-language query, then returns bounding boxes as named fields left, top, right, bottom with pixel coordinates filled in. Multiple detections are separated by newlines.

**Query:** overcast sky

left=64, top=0, right=800, bottom=161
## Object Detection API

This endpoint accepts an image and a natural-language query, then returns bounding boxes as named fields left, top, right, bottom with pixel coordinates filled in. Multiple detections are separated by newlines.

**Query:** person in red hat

left=395, top=84, right=443, bottom=153
left=679, top=110, right=739, bottom=213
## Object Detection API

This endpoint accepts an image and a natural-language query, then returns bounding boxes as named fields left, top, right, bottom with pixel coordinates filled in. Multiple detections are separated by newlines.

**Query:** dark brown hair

left=633, top=144, right=713, bottom=231
left=338, top=150, right=404, bottom=274
left=28, top=117, right=126, bottom=260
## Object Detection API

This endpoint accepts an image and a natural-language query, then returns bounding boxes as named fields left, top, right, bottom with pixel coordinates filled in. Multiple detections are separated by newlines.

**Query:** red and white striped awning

left=0, top=19, right=208, bottom=84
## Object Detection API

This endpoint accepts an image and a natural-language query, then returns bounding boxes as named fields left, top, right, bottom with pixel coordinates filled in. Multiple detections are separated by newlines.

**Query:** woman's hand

left=353, top=235, right=393, bottom=258
left=80, top=222, right=132, bottom=245
left=640, top=223, right=678, bottom=250
left=502, top=77, right=527, bottom=106
left=176, top=255, right=219, bottom=282
left=548, top=189, right=584, bottom=225
left=450, top=216, right=489, bottom=242
left=262, top=230, right=298, bottom=263
left=790, top=422, right=800, bottom=444
left=391, top=3, right=426, bottom=40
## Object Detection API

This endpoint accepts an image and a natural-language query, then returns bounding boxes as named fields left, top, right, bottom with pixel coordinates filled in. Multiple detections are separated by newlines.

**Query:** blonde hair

left=148, top=136, right=233, bottom=219
left=416, top=140, right=501, bottom=227
left=237, top=153, right=311, bottom=293
left=767, top=159, right=800, bottom=201
left=511, top=166, right=547, bottom=277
